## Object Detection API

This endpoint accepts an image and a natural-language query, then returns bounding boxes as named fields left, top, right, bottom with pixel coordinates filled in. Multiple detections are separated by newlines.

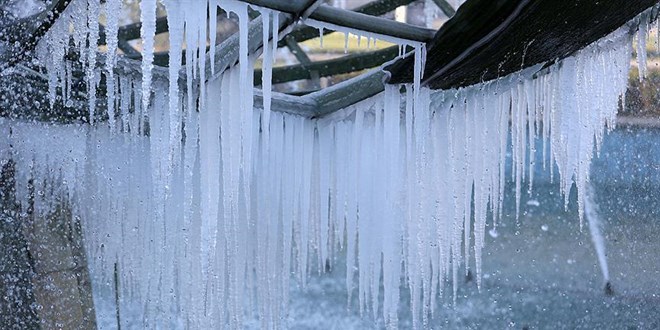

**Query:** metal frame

left=2, top=0, right=447, bottom=119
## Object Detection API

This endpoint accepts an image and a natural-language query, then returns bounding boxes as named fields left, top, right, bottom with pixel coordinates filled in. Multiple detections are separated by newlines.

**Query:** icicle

left=319, top=27, right=324, bottom=48
left=19, top=3, right=648, bottom=329
left=165, top=0, right=185, bottom=181
left=139, top=0, right=157, bottom=116
left=209, top=0, right=219, bottom=74
left=260, top=7, right=274, bottom=142
left=106, top=73, right=117, bottom=131
left=305, top=18, right=418, bottom=47
left=412, top=43, right=427, bottom=103
left=272, top=13, right=280, bottom=55
left=585, top=182, right=610, bottom=284
left=318, top=123, right=333, bottom=271
left=200, top=75, right=222, bottom=279
left=70, top=0, right=87, bottom=53
left=65, top=61, right=72, bottom=106
left=119, top=77, right=130, bottom=133
left=657, top=18, right=659, bottom=54
left=133, top=80, right=144, bottom=135
left=86, top=0, right=101, bottom=124
left=382, top=84, right=402, bottom=329
left=118, top=77, right=129, bottom=133
left=637, top=13, right=649, bottom=81
left=183, top=1, right=196, bottom=137
left=104, top=0, right=122, bottom=131
left=196, top=0, right=209, bottom=110
left=344, top=32, right=349, bottom=54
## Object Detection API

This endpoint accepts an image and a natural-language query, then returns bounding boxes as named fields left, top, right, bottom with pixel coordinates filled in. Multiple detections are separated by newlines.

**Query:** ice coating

left=19, top=2, right=652, bottom=329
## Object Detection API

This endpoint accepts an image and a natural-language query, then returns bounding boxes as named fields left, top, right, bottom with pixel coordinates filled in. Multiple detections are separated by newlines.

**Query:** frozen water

left=12, top=2, right=659, bottom=329
left=104, top=0, right=122, bottom=131
left=636, top=13, right=650, bottom=81
left=585, top=182, right=609, bottom=283
left=4, top=0, right=44, bottom=18
left=139, top=0, right=157, bottom=120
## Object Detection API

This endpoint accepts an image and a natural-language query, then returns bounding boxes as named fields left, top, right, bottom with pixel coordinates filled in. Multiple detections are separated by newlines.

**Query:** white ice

left=19, top=3, right=653, bottom=330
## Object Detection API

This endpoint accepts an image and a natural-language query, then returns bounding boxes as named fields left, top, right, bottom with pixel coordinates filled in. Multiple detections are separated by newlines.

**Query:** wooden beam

left=254, top=89, right=320, bottom=117
left=104, top=7, right=239, bottom=45
left=387, top=0, right=660, bottom=89
left=2, top=0, right=414, bottom=120
left=283, top=35, right=321, bottom=88
left=201, top=1, right=323, bottom=82
left=238, top=0, right=315, bottom=15
left=307, top=4, right=435, bottom=42
left=115, top=16, right=169, bottom=42
left=431, top=0, right=457, bottom=17
left=99, top=24, right=141, bottom=58
left=3, top=43, right=321, bottom=124
left=201, top=12, right=287, bottom=84
left=283, top=0, right=417, bottom=46
left=118, top=39, right=141, bottom=58
left=303, top=69, right=389, bottom=117
left=240, top=1, right=434, bottom=43
left=357, top=0, right=418, bottom=16
left=130, top=46, right=209, bottom=67
left=255, top=45, right=401, bottom=84
left=284, top=36, right=313, bottom=65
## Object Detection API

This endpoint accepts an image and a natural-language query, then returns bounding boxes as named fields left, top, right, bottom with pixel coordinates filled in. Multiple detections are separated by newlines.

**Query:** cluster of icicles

left=2, top=0, right=653, bottom=328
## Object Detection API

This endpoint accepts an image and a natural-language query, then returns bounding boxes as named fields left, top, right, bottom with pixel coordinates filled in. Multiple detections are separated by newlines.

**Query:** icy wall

left=1, top=0, right=655, bottom=328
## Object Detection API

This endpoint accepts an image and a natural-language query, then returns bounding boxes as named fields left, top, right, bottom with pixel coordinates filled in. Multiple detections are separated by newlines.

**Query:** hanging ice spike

left=18, top=1, right=657, bottom=329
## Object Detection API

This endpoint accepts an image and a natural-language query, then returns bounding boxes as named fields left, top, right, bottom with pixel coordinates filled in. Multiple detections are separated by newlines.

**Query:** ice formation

left=585, top=182, right=609, bottom=284
left=35, top=0, right=101, bottom=112
left=8, top=1, right=654, bottom=329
